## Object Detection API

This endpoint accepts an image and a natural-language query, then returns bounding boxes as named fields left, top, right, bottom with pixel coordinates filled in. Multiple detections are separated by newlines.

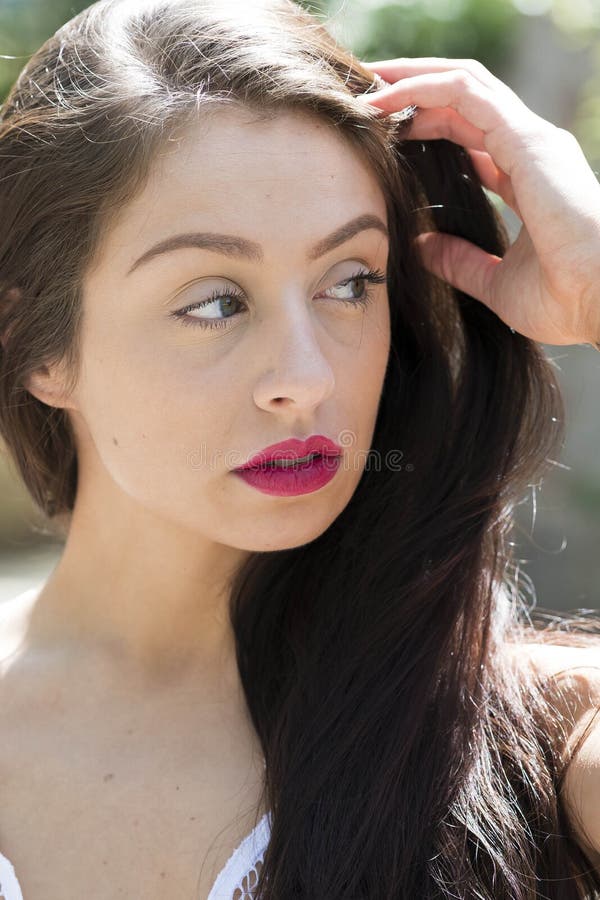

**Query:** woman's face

left=66, top=107, right=391, bottom=551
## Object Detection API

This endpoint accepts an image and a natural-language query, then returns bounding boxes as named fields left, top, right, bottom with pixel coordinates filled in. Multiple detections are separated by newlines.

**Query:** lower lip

left=233, top=454, right=342, bottom=496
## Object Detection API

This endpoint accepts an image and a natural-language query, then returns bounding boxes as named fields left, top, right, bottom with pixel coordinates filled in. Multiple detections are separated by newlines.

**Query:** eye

left=319, top=268, right=388, bottom=307
left=171, top=284, right=246, bottom=330
left=170, top=267, right=388, bottom=330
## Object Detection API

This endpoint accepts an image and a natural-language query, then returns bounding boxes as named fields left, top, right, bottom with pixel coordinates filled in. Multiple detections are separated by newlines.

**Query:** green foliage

left=572, top=44, right=600, bottom=174
left=569, top=472, right=600, bottom=517
left=323, top=0, right=520, bottom=78
left=0, top=0, right=90, bottom=101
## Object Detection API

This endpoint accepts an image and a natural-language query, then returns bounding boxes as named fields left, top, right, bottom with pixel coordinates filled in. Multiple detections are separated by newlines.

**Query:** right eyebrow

left=125, top=213, right=389, bottom=276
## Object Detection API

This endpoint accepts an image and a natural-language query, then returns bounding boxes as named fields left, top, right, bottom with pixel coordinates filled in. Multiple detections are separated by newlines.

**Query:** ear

left=24, top=361, right=78, bottom=411
left=1, top=286, right=78, bottom=410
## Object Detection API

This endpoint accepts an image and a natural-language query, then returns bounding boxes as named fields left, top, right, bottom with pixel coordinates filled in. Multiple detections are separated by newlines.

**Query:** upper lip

left=235, top=435, right=343, bottom=470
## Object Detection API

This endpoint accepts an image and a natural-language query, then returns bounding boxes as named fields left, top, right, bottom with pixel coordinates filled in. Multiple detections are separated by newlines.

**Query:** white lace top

left=0, top=810, right=272, bottom=900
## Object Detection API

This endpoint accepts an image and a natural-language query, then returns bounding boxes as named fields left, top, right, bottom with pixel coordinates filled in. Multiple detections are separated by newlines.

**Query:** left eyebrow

left=125, top=213, right=388, bottom=276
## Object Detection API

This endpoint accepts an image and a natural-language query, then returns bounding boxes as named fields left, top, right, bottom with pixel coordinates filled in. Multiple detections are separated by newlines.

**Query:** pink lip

left=233, top=454, right=342, bottom=497
left=232, top=434, right=344, bottom=497
left=235, top=435, right=343, bottom=470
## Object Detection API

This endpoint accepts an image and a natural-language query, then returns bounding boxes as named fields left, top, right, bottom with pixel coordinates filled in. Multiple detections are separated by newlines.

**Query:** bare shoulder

left=504, top=636, right=600, bottom=671
left=506, top=639, right=600, bottom=862
left=505, top=638, right=600, bottom=745
left=505, top=639, right=600, bottom=701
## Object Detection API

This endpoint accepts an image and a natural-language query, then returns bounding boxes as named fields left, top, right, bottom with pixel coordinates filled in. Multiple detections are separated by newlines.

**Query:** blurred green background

left=1, top=0, right=599, bottom=611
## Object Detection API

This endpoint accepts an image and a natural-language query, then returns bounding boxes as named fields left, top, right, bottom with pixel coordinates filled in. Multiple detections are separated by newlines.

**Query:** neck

left=20, top=491, right=251, bottom=693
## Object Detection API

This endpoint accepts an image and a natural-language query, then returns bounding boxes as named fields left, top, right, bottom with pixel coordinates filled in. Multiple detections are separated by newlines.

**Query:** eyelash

left=170, top=267, right=388, bottom=330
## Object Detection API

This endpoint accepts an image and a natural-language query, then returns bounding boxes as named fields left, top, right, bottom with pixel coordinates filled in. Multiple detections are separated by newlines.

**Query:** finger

left=362, top=56, right=502, bottom=91
left=405, top=112, right=520, bottom=216
left=414, top=231, right=502, bottom=311
left=405, top=106, right=487, bottom=151
left=362, top=69, right=516, bottom=137
left=466, top=149, right=522, bottom=218
left=390, top=105, right=519, bottom=214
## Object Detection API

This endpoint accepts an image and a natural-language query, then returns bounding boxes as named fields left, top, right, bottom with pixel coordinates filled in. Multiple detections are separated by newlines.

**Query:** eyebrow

left=126, top=213, right=388, bottom=276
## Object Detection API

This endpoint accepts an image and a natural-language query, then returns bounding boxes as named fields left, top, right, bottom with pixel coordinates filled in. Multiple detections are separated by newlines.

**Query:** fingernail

left=373, top=73, right=390, bottom=90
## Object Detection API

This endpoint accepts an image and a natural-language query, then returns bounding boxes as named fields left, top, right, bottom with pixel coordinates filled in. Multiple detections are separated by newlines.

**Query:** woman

left=0, top=0, right=599, bottom=897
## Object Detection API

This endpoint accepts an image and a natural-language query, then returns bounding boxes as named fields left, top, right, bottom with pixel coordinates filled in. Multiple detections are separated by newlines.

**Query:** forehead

left=94, top=106, right=388, bottom=271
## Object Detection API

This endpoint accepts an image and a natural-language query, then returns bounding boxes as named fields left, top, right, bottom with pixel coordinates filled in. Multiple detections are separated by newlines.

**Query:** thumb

left=414, top=231, right=502, bottom=308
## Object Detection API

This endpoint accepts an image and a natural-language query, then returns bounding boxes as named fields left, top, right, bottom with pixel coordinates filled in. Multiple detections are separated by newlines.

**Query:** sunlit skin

left=2, top=51, right=600, bottom=883
left=16, top=106, right=391, bottom=698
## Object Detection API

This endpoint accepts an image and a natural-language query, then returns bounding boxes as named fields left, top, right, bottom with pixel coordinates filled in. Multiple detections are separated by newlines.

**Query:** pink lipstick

left=233, top=435, right=343, bottom=497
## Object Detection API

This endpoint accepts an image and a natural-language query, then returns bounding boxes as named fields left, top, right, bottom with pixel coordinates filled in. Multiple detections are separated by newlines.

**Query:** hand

left=360, top=57, right=600, bottom=348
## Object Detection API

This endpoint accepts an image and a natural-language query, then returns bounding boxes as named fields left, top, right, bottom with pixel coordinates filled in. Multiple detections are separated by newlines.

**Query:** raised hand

left=361, top=57, right=600, bottom=349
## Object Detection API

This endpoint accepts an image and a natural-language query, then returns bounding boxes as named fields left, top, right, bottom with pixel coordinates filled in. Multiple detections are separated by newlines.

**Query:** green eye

left=325, top=275, right=375, bottom=302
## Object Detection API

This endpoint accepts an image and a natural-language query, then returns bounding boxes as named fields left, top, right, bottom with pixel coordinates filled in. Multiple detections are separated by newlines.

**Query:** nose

left=252, top=307, right=336, bottom=414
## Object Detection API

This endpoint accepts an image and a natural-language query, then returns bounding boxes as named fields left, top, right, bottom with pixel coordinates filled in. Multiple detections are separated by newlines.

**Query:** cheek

left=347, top=301, right=390, bottom=409
left=75, top=299, right=389, bottom=489
left=75, top=328, right=236, bottom=490
left=355, top=306, right=390, bottom=453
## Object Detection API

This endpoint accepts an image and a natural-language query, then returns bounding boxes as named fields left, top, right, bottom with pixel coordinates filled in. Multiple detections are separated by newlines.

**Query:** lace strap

left=207, top=811, right=271, bottom=899
left=0, top=852, right=24, bottom=900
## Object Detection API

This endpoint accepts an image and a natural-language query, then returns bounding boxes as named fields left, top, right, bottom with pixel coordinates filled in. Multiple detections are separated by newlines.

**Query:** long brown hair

left=1, top=1, right=599, bottom=896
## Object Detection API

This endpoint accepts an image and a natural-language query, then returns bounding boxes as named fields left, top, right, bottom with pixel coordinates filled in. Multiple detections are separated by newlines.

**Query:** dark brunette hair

left=1, top=1, right=599, bottom=896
